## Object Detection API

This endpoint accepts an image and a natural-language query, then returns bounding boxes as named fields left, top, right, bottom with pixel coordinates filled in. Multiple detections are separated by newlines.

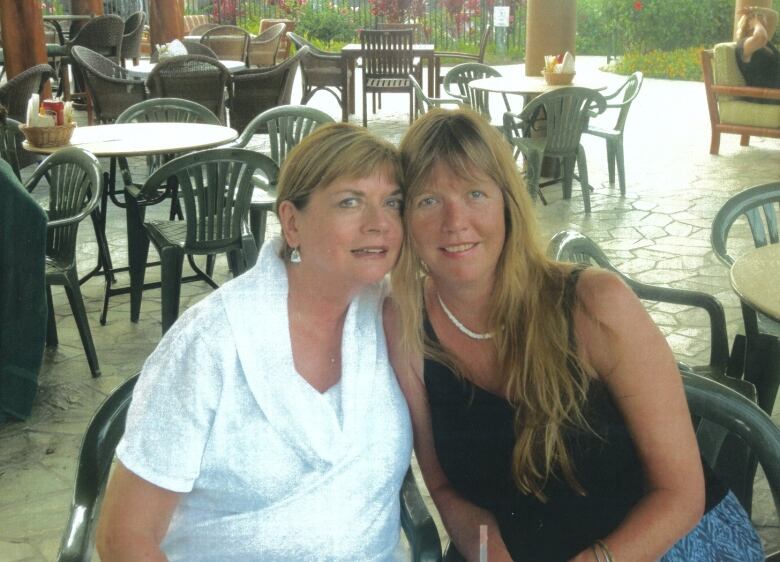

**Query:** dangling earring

left=290, top=247, right=302, bottom=264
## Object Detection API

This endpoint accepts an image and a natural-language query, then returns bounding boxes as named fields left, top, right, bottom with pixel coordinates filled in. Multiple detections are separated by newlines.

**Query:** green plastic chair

left=547, top=229, right=756, bottom=400
left=25, top=148, right=103, bottom=377
left=409, top=74, right=462, bottom=119
left=584, top=71, right=643, bottom=195
left=434, top=25, right=492, bottom=96
left=128, top=148, right=278, bottom=334
left=442, top=62, right=508, bottom=125
left=56, top=373, right=443, bottom=562
left=711, top=181, right=780, bottom=339
left=232, top=104, right=333, bottom=245
left=504, top=87, right=606, bottom=213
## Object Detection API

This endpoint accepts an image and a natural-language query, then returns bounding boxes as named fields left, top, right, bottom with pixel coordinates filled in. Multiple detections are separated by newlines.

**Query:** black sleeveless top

left=736, top=40, right=780, bottom=104
left=423, top=271, right=727, bottom=560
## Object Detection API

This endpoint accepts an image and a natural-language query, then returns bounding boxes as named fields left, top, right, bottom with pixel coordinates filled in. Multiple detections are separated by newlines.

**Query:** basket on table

left=20, top=122, right=77, bottom=148
left=542, top=70, right=575, bottom=86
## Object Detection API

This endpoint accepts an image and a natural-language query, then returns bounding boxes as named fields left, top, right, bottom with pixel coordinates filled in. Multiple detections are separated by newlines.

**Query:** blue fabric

left=661, top=491, right=764, bottom=561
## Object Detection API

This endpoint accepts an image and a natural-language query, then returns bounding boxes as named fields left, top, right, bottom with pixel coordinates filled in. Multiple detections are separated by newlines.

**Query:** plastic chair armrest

left=400, top=469, right=443, bottom=562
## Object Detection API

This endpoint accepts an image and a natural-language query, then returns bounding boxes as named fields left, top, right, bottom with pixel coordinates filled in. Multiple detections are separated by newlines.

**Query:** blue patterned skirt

left=661, top=491, right=764, bottom=561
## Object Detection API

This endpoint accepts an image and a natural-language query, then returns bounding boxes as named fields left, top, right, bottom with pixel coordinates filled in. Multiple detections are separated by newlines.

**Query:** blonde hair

left=394, top=109, right=593, bottom=500
left=275, top=122, right=402, bottom=260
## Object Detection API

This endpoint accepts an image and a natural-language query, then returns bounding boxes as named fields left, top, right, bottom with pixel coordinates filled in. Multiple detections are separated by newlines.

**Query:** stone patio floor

left=2, top=57, right=780, bottom=560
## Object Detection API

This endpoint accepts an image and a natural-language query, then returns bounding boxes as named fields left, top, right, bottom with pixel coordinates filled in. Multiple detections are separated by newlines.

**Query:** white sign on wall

left=494, top=6, right=510, bottom=28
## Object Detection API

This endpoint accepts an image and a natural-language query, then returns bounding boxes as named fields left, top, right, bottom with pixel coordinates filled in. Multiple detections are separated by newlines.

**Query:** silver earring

left=290, top=247, right=301, bottom=264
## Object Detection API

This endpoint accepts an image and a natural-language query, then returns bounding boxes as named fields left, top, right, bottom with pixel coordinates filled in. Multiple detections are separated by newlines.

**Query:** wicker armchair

left=247, top=23, right=285, bottom=67
left=288, top=32, right=350, bottom=122
left=228, top=48, right=304, bottom=133
left=120, top=11, right=146, bottom=67
left=200, top=25, right=250, bottom=63
left=146, top=55, right=232, bottom=124
left=0, top=64, right=53, bottom=122
left=188, top=22, right=220, bottom=37
left=71, top=46, right=146, bottom=124
left=0, top=118, right=40, bottom=179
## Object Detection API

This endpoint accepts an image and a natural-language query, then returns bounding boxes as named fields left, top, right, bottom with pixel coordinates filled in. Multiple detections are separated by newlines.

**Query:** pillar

left=0, top=1, right=49, bottom=97
left=525, top=0, right=576, bottom=77
left=149, top=0, right=185, bottom=48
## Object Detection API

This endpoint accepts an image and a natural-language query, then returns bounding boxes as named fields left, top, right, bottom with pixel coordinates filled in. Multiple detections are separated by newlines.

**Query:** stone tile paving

left=1, top=57, right=779, bottom=559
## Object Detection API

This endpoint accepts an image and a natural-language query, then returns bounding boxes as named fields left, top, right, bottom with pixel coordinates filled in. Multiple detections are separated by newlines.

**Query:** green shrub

left=609, top=47, right=703, bottom=81
left=296, top=3, right=360, bottom=47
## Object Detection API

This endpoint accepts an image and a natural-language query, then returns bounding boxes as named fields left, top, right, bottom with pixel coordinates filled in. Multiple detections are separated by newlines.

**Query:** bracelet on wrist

left=594, top=539, right=614, bottom=562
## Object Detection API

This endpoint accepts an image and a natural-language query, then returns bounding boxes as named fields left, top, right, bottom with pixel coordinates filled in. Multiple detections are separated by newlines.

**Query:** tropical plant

left=297, top=2, right=360, bottom=46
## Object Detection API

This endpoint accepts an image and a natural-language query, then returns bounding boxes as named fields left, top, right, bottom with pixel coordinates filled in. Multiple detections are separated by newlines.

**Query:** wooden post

left=0, top=1, right=51, bottom=97
left=525, top=0, right=576, bottom=77
left=149, top=0, right=185, bottom=49
left=734, top=0, right=774, bottom=39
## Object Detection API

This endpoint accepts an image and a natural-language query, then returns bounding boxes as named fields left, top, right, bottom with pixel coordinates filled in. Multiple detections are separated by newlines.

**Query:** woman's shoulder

left=572, top=267, right=641, bottom=325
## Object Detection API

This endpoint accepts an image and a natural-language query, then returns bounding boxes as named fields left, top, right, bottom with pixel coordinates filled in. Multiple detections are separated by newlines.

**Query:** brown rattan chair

left=62, top=14, right=125, bottom=116
left=0, top=64, right=54, bottom=122
left=259, top=19, right=295, bottom=60
left=0, top=117, right=41, bottom=179
left=359, top=29, right=420, bottom=127
left=247, top=23, right=285, bottom=68
left=228, top=48, right=304, bottom=133
left=434, top=24, right=491, bottom=96
left=120, top=11, right=146, bottom=67
left=188, top=22, right=220, bottom=37
left=200, top=25, right=250, bottom=63
left=287, top=32, right=350, bottom=122
left=146, top=55, right=232, bottom=124
left=71, top=46, right=146, bottom=124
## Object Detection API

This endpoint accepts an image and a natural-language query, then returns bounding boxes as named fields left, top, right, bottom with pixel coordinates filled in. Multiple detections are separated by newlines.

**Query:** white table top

left=23, top=122, right=238, bottom=157
left=129, top=59, right=246, bottom=74
left=730, top=244, right=780, bottom=322
left=470, top=75, right=604, bottom=95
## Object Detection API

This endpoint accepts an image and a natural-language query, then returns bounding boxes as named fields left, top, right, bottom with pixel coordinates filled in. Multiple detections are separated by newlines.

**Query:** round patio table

left=469, top=75, right=606, bottom=96
left=730, top=244, right=780, bottom=322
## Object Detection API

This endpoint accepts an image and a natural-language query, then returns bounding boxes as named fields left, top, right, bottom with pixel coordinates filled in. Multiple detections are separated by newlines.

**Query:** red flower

left=633, top=1, right=643, bottom=10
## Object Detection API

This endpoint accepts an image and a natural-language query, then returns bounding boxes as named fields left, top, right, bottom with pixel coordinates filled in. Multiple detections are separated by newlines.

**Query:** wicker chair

left=188, top=22, right=220, bottom=37
left=0, top=118, right=40, bottom=179
left=120, top=11, right=146, bottom=67
left=200, top=25, right=250, bottom=63
left=359, top=29, right=420, bottom=127
left=62, top=14, right=125, bottom=120
left=70, top=46, right=146, bottom=124
left=228, top=48, right=304, bottom=133
left=0, top=64, right=54, bottom=122
left=247, top=23, right=285, bottom=67
left=146, top=55, right=232, bottom=124
left=288, top=32, right=350, bottom=122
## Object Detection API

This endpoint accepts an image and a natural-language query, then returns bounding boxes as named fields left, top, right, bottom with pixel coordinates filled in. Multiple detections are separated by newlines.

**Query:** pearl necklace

left=437, top=293, right=493, bottom=340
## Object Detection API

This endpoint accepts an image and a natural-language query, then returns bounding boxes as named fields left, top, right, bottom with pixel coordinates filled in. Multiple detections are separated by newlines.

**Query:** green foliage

left=296, top=3, right=360, bottom=47
left=609, top=47, right=703, bottom=81
left=577, top=0, right=734, bottom=55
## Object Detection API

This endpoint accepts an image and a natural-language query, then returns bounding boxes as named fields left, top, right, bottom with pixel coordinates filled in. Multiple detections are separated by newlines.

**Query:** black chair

left=0, top=64, right=54, bottom=121
left=228, top=48, right=303, bottom=134
left=55, top=372, right=443, bottom=562
left=25, top=148, right=104, bottom=378
left=288, top=31, right=350, bottom=122
left=70, top=46, right=146, bottom=124
left=120, top=11, right=146, bottom=67
left=0, top=117, right=40, bottom=179
left=146, top=55, right=232, bottom=125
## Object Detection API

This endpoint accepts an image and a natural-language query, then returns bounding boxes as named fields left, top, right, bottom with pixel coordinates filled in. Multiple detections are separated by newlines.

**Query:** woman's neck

left=428, top=276, right=494, bottom=330
left=286, top=265, right=355, bottom=326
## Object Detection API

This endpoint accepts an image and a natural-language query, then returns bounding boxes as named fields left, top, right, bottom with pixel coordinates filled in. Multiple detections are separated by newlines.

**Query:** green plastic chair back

left=25, top=148, right=103, bottom=267
left=711, top=181, right=780, bottom=339
left=56, top=372, right=442, bottom=562
left=233, top=104, right=333, bottom=167
left=442, top=62, right=501, bottom=118
left=142, top=147, right=276, bottom=255
left=409, top=74, right=462, bottom=119
left=547, top=229, right=757, bottom=401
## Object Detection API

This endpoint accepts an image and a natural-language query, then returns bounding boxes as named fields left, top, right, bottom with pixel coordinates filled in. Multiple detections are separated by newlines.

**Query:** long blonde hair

left=393, top=109, right=594, bottom=500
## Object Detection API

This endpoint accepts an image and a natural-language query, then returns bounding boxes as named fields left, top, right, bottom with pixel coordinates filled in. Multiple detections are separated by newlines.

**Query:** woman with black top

left=385, top=109, right=763, bottom=561
left=736, top=5, right=780, bottom=99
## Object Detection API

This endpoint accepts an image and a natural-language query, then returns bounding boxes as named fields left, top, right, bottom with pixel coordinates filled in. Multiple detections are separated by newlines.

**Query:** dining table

left=129, top=59, right=247, bottom=75
left=340, top=42, right=435, bottom=115
left=469, top=75, right=606, bottom=98
left=23, top=122, right=239, bottom=325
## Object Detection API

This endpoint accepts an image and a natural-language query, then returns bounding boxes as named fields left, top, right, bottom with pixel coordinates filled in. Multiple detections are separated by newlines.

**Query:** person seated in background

left=735, top=5, right=780, bottom=100
left=385, top=109, right=764, bottom=562
left=96, top=123, right=412, bottom=561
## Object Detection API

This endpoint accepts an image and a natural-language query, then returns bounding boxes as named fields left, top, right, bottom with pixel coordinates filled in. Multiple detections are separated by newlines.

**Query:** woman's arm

left=96, top=462, right=181, bottom=562
left=383, top=300, right=512, bottom=562
left=742, top=13, right=769, bottom=61
left=570, top=270, right=705, bottom=562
